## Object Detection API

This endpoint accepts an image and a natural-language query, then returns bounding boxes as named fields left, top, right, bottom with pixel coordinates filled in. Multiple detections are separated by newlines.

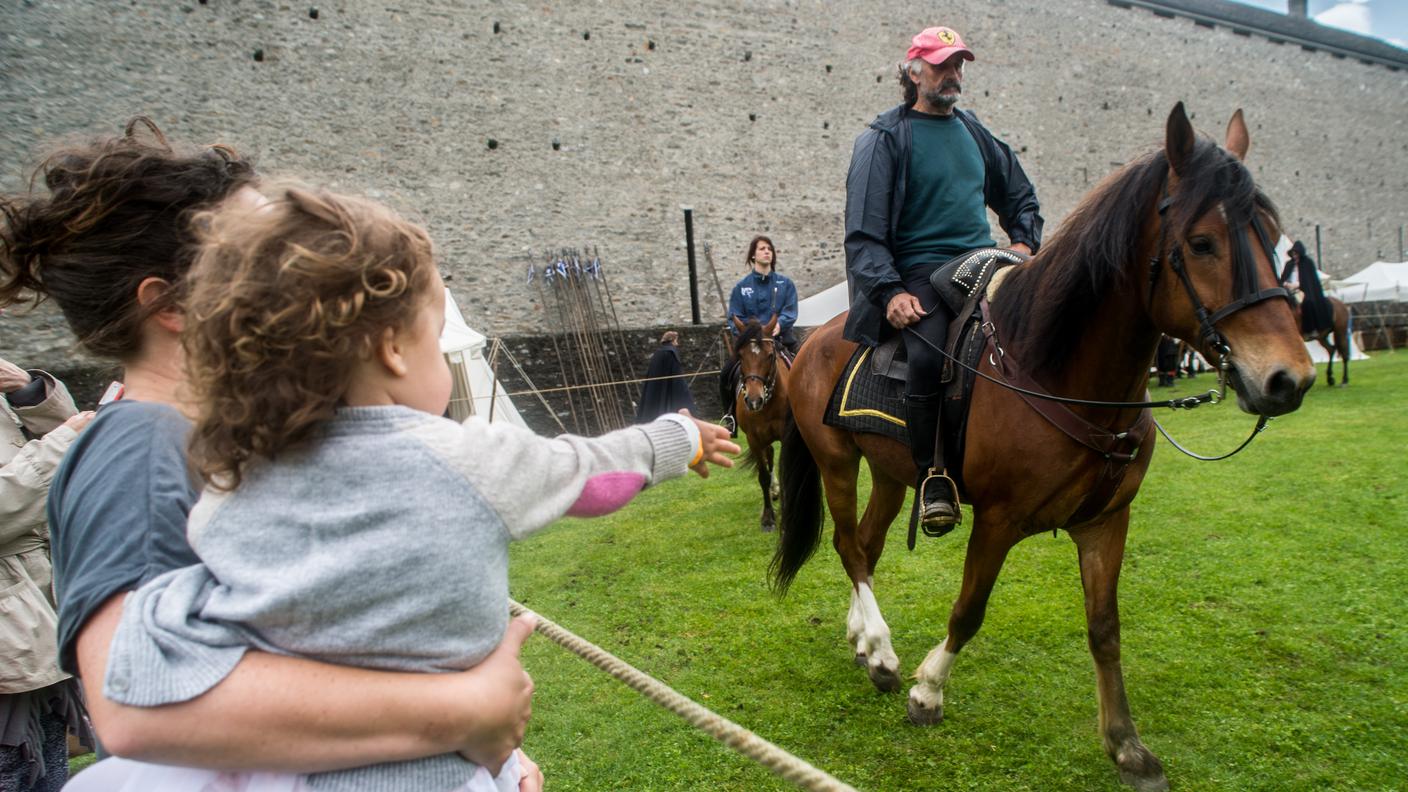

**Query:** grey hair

left=905, top=58, right=925, bottom=77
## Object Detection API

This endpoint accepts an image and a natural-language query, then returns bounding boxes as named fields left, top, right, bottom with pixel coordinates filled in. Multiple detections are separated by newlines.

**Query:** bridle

left=738, top=337, right=779, bottom=409
left=1147, top=190, right=1293, bottom=369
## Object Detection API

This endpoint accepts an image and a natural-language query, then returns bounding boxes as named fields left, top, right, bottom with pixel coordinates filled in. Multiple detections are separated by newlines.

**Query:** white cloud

left=1315, top=1, right=1373, bottom=37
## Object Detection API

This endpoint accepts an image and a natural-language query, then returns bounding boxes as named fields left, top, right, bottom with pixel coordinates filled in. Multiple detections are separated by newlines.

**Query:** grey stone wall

left=3, top=0, right=1406, bottom=369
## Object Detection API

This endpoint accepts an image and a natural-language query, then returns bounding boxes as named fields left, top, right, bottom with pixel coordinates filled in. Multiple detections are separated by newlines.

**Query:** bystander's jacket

left=843, top=104, right=1043, bottom=347
left=1, top=370, right=78, bottom=694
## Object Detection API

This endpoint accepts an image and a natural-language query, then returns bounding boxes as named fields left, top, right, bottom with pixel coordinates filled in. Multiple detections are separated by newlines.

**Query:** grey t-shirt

left=47, top=400, right=200, bottom=674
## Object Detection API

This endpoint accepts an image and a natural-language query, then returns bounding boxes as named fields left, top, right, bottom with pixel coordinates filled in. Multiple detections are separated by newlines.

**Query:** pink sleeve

left=565, top=471, right=648, bottom=517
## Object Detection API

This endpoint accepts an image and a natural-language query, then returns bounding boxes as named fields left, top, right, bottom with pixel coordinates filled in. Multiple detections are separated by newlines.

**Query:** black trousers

left=897, top=263, right=953, bottom=472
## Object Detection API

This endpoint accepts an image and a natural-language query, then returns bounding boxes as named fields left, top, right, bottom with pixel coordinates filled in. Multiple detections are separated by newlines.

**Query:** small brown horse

left=1296, top=295, right=1353, bottom=386
left=733, top=316, right=790, bottom=531
left=771, top=106, right=1315, bottom=791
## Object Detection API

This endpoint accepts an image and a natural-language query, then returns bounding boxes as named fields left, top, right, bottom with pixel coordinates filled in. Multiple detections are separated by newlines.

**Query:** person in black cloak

left=1280, top=240, right=1333, bottom=337
left=635, top=331, right=697, bottom=422
left=1155, top=335, right=1180, bottom=387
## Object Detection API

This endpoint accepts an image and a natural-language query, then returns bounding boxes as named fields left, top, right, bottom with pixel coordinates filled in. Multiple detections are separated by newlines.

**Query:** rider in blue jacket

left=719, top=236, right=798, bottom=435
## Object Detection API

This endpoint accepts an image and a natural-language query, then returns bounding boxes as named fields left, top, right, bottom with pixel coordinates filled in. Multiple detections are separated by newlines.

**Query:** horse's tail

left=769, top=412, right=823, bottom=595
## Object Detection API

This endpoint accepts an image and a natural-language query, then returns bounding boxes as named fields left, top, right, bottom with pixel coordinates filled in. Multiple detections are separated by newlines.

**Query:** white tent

left=1330, top=261, right=1408, bottom=304
left=796, top=281, right=850, bottom=327
left=440, top=288, right=526, bottom=426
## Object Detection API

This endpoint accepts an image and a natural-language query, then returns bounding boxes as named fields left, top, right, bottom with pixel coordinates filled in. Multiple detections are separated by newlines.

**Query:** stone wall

left=3, top=0, right=1406, bottom=369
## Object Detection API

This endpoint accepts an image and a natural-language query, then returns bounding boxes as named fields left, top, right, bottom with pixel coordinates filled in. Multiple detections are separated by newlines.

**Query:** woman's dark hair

left=746, top=235, right=778, bottom=272
left=0, top=117, right=256, bottom=359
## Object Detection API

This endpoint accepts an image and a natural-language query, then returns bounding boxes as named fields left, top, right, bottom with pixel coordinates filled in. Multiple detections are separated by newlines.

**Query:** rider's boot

left=906, top=393, right=958, bottom=531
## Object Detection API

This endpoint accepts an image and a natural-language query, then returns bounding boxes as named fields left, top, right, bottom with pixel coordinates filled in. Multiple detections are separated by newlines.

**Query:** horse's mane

left=733, top=319, right=767, bottom=355
left=990, top=136, right=1278, bottom=378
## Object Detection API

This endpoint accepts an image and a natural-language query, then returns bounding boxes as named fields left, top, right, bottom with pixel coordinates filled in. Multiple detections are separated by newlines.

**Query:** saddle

left=823, top=248, right=1027, bottom=497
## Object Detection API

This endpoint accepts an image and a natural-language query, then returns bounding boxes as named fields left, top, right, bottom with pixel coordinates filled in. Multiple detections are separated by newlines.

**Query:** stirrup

left=720, top=414, right=736, bottom=436
left=919, top=468, right=962, bottom=536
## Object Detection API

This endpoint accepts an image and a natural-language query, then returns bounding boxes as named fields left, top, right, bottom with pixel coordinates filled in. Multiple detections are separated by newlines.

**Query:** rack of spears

left=526, top=248, right=638, bottom=436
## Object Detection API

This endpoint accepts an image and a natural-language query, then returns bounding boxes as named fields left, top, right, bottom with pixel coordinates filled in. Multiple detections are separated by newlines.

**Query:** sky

left=1229, top=0, right=1408, bottom=48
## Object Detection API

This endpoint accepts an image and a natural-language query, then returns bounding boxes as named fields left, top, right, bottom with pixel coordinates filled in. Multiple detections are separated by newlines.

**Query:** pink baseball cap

left=906, top=26, right=975, bottom=65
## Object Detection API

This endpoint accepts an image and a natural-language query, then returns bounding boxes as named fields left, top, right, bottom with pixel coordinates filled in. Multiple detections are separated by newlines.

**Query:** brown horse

left=771, top=105, right=1315, bottom=791
left=732, top=316, right=790, bottom=531
left=1296, top=295, right=1353, bottom=386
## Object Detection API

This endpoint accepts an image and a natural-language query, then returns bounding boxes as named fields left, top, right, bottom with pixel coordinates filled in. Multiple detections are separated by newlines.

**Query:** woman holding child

left=1, top=118, right=736, bottom=790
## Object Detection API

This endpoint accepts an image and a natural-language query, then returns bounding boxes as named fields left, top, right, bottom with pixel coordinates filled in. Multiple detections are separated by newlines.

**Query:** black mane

left=990, top=136, right=1277, bottom=377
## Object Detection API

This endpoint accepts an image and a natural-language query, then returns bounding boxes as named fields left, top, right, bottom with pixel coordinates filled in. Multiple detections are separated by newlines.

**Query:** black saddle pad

left=822, top=345, right=909, bottom=445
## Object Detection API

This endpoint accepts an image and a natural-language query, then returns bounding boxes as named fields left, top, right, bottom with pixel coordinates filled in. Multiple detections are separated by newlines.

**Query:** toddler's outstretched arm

left=433, top=412, right=736, bottom=538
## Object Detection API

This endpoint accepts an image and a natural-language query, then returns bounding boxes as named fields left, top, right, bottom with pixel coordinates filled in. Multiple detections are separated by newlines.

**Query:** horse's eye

left=1187, top=237, right=1215, bottom=256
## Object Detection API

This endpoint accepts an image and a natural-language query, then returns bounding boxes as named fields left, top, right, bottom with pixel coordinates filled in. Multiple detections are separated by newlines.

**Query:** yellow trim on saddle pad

left=838, top=347, right=907, bottom=427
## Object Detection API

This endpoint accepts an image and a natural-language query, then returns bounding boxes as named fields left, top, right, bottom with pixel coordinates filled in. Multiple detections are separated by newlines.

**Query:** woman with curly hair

left=72, top=185, right=736, bottom=791
left=0, top=119, right=546, bottom=789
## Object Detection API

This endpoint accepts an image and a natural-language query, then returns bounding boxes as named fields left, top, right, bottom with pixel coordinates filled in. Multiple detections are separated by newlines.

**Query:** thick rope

left=509, top=600, right=860, bottom=792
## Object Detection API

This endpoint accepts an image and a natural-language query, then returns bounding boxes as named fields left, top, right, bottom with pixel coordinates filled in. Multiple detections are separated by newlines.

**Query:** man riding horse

left=843, top=25, right=1043, bottom=531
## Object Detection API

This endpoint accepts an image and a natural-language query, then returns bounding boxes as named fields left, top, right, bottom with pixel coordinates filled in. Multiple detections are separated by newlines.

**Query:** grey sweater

left=103, top=405, right=700, bottom=792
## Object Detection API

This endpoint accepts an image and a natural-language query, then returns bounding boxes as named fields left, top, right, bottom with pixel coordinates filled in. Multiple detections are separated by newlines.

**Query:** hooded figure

left=635, top=331, right=697, bottom=422
left=1280, top=240, right=1333, bottom=336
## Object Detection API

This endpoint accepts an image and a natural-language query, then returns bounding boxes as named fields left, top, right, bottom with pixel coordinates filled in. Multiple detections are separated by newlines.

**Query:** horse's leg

left=1339, top=334, right=1350, bottom=386
left=767, top=443, right=780, bottom=503
left=821, top=454, right=899, bottom=690
left=1073, top=510, right=1168, bottom=792
left=755, top=441, right=776, bottom=533
left=907, top=515, right=1020, bottom=725
left=844, top=465, right=908, bottom=692
left=1324, top=340, right=1336, bottom=387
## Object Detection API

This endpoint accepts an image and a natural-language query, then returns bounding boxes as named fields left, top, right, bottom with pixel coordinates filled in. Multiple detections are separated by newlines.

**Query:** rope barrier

left=503, top=369, right=720, bottom=398
left=509, top=600, right=860, bottom=792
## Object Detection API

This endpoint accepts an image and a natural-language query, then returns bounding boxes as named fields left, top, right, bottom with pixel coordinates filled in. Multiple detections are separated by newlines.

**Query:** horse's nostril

left=1265, top=368, right=1300, bottom=403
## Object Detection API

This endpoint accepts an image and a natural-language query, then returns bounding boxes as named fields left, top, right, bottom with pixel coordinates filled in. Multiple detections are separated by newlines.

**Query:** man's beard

left=922, top=79, right=961, bottom=111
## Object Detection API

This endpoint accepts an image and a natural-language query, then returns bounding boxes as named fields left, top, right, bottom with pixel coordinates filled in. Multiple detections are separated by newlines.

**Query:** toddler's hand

left=680, top=409, right=739, bottom=478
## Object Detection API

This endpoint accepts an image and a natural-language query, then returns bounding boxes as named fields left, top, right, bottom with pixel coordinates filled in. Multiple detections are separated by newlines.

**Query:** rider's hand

left=885, top=292, right=926, bottom=329
left=454, top=614, right=537, bottom=773
left=679, top=409, right=740, bottom=478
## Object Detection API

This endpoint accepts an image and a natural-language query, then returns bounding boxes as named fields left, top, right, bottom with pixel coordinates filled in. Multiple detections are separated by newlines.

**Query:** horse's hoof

left=1115, top=744, right=1168, bottom=792
left=868, top=663, right=902, bottom=693
left=760, top=518, right=775, bottom=533
left=906, top=696, right=943, bottom=726
left=853, top=653, right=868, bottom=668
left=1118, top=770, right=1170, bottom=792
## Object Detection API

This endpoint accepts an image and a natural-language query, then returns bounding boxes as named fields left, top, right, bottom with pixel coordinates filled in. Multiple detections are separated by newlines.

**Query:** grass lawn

left=508, top=352, right=1407, bottom=791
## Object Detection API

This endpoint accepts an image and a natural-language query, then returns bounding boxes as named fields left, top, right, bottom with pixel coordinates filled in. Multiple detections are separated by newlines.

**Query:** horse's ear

left=764, top=314, right=778, bottom=335
left=1165, top=102, right=1195, bottom=176
left=732, top=315, right=746, bottom=334
left=1224, top=108, right=1250, bottom=161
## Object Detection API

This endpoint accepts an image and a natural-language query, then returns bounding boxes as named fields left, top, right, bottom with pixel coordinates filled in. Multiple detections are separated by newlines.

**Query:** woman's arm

left=78, top=595, right=536, bottom=773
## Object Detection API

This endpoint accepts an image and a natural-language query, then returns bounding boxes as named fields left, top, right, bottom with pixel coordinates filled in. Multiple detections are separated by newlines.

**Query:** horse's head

left=1145, top=103, right=1314, bottom=416
left=732, top=314, right=779, bottom=413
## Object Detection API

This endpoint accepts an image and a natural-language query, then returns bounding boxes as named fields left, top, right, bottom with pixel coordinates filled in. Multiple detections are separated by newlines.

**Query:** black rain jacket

left=842, top=104, right=1044, bottom=347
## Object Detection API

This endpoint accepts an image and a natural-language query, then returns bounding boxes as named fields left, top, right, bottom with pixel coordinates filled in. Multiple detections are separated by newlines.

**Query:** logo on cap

left=937, top=28, right=956, bottom=45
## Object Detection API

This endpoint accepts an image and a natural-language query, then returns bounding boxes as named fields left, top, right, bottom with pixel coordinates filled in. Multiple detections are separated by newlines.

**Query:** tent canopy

left=439, top=288, right=525, bottom=426
left=1331, top=261, right=1408, bottom=303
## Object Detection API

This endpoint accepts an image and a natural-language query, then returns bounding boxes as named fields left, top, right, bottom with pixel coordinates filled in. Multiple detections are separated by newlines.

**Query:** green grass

left=508, top=353, right=1408, bottom=791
